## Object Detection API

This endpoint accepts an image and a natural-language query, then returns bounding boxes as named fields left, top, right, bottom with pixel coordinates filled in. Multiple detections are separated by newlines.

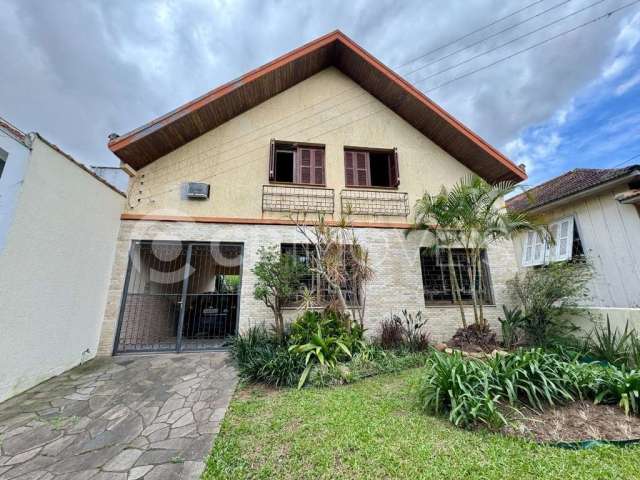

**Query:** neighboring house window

left=344, top=148, right=399, bottom=188
left=420, top=248, right=494, bottom=305
left=0, top=147, right=7, bottom=179
left=280, top=243, right=359, bottom=306
left=521, top=216, right=583, bottom=266
left=269, top=140, right=325, bottom=185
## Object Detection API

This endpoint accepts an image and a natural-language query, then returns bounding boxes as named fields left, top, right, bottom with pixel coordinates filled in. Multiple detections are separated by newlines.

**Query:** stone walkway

left=0, top=352, right=237, bottom=479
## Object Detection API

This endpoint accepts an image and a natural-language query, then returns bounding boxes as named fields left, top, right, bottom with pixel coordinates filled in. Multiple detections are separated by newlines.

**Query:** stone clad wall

left=97, top=220, right=518, bottom=355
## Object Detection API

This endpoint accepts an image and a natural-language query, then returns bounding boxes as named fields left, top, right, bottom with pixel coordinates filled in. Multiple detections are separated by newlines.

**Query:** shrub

left=229, top=326, right=304, bottom=387
left=507, top=260, right=592, bottom=346
left=498, top=306, right=525, bottom=350
left=290, top=309, right=364, bottom=352
left=418, top=349, right=580, bottom=428
left=587, top=316, right=632, bottom=367
left=448, top=323, right=498, bottom=352
left=252, top=246, right=308, bottom=340
left=376, top=310, right=430, bottom=352
left=417, top=351, right=506, bottom=428
left=630, top=335, right=640, bottom=369
left=289, top=325, right=352, bottom=388
left=592, top=366, right=640, bottom=415
left=486, top=348, right=579, bottom=409
left=378, top=317, right=404, bottom=350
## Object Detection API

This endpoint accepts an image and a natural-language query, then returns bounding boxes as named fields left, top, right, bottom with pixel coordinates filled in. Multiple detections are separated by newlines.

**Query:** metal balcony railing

left=262, top=184, right=334, bottom=214
left=340, top=189, right=409, bottom=216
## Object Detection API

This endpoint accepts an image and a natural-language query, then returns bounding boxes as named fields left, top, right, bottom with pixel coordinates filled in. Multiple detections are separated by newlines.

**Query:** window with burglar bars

left=280, top=243, right=360, bottom=307
left=419, top=248, right=494, bottom=305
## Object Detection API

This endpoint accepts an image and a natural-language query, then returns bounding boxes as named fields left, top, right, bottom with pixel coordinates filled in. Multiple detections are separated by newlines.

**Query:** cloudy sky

left=1, top=0, right=639, bottom=186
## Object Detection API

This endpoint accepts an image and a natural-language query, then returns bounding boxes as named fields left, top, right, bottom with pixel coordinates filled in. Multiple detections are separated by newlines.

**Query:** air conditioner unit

left=186, top=182, right=210, bottom=199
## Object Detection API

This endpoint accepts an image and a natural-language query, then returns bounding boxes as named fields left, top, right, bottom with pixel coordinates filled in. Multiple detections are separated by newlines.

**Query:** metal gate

left=114, top=241, right=243, bottom=354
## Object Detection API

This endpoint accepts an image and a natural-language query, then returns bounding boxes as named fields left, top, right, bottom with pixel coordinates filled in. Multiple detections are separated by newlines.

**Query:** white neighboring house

left=507, top=165, right=640, bottom=329
left=0, top=117, right=125, bottom=402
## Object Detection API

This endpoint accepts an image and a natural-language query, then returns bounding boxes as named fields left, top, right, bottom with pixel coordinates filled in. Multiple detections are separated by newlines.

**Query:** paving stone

left=103, top=449, right=143, bottom=472
left=147, top=426, right=170, bottom=443
left=127, top=465, right=153, bottom=479
left=144, top=463, right=183, bottom=480
left=5, top=446, right=42, bottom=465
left=2, top=426, right=61, bottom=455
left=65, top=470, right=100, bottom=480
left=135, top=449, right=179, bottom=466
left=172, top=412, right=195, bottom=429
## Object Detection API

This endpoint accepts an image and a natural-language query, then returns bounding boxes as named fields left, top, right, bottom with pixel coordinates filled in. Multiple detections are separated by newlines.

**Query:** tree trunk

left=464, top=249, right=479, bottom=326
left=477, top=250, right=485, bottom=329
left=447, top=248, right=467, bottom=328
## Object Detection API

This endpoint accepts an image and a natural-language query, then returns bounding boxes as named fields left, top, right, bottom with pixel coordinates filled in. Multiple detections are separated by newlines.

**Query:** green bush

left=586, top=365, right=640, bottom=415
left=587, top=316, right=633, bottom=367
left=497, top=306, right=524, bottom=350
left=229, top=326, right=304, bottom=387
left=418, top=351, right=505, bottom=428
left=486, top=348, right=579, bottom=409
left=418, top=349, right=582, bottom=428
left=507, top=260, right=592, bottom=346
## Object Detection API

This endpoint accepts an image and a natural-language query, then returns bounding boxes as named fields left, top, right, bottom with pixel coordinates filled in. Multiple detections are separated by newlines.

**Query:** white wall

left=0, top=136, right=124, bottom=402
left=514, top=186, right=640, bottom=309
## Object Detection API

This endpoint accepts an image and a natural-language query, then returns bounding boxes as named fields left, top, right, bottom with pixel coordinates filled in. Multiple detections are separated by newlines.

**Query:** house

left=0, top=117, right=125, bottom=402
left=506, top=165, right=640, bottom=329
left=96, top=30, right=527, bottom=355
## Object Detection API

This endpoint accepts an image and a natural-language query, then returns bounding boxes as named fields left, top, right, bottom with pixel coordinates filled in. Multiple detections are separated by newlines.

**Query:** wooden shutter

left=555, top=217, right=574, bottom=261
left=345, top=151, right=355, bottom=186
left=389, top=148, right=400, bottom=187
left=532, top=232, right=545, bottom=266
left=312, top=149, right=325, bottom=185
left=297, top=148, right=312, bottom=184
left=522, top=231, right=534, bottom=266
left=268, top=138, right=276, bottom=181
left=355, top=151, right=370, bottom=187
left=546, top=223, right=559, bottom=263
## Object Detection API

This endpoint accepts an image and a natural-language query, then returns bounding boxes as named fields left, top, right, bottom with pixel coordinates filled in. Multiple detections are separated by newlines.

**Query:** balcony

left=262, top=184, right=334, bottom=214
left=340, top=189, right=409, bottom=216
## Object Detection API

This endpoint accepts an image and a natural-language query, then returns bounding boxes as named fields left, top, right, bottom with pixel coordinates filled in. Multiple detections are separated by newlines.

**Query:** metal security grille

left=340, top=189, right=409, bottom=216
left=419, top=248, right=493, bottom=305
left=114, top=241, right=243, bottom=354
left=262, top=184, right=334, bottom=213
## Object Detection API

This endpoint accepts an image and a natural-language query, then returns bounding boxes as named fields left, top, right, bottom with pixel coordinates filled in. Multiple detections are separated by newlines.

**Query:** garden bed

left=502, top=401, right=640, bottom=444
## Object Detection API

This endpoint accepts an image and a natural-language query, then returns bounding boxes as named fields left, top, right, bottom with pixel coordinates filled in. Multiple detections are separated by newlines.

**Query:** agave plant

left=289, top=325, right=351, bottom=389
left=588, top=316, right=632, bottom=367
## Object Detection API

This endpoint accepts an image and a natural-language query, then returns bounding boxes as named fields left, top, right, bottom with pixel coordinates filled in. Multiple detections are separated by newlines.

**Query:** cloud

left=616, top=72, right=640, bottom=95
left=0, top=0, right=638, bottom=171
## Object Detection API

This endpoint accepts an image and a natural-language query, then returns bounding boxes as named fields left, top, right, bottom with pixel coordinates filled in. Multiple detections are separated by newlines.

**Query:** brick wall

left=97, top=220, right=519, bottom=354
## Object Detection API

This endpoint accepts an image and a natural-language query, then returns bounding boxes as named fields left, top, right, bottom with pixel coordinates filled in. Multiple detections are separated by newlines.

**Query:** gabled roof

left=506, top=165, right=640, bottom=212
left=108, top=30, right=526, bottom=183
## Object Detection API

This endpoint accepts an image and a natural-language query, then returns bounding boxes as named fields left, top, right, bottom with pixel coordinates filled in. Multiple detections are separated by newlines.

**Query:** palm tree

left=412, top=175, right=544, bottom=329
left=411, top=187, right=469, bottom=327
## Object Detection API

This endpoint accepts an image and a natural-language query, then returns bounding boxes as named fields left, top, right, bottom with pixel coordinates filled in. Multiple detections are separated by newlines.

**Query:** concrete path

left=0, top=352, right=237, bottom=479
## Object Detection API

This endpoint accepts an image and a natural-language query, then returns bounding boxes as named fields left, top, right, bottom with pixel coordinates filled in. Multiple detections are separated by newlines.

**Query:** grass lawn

left=203, top=369, right=640, bottom=479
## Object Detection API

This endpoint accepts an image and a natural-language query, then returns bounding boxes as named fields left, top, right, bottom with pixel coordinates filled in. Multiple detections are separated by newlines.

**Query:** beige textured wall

left=127, top=67, right=474, bottom=222
left=97, top=220, right=518, bottom=355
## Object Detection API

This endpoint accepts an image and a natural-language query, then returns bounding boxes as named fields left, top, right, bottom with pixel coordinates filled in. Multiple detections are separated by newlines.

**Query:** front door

left=113, top=241, right=243, bottom=354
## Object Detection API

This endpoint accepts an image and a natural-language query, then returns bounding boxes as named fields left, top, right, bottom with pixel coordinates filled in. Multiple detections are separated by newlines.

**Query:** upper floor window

left=344, top=148, right=399, bottom=189
left=420, top=247, right=494, bottom=305
left=0, top=147, right=7, bottom=179
left=269, top=140, right=325, bottom=186
left=522, top=216, right=584, bottom=267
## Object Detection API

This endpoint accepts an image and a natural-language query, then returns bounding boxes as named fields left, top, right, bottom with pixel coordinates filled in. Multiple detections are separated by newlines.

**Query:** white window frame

left=521, top=216, right=575, bottom=267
